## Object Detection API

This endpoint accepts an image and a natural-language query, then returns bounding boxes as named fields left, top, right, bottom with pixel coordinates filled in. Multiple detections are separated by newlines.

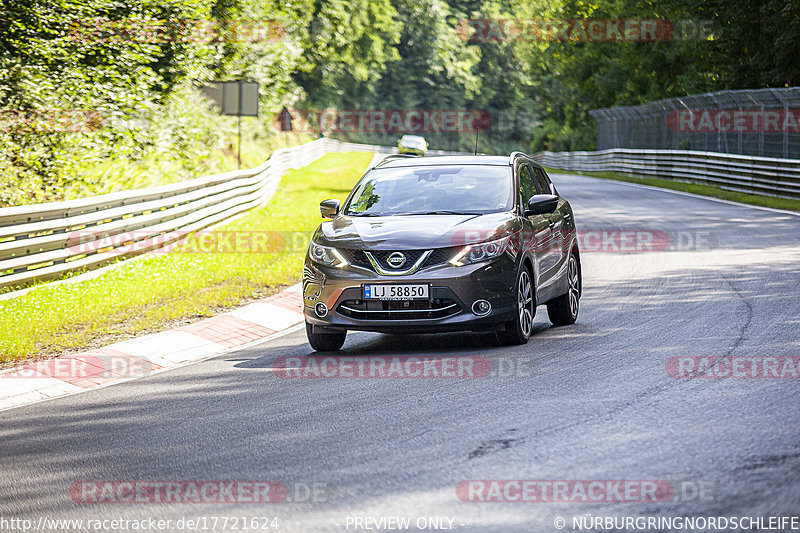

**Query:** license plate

left=363, top=284, right=429, bottom=300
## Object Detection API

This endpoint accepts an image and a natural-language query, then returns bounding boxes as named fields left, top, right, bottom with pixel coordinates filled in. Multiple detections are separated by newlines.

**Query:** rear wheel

left=546, top=251, right=580, bottom=326
left=497, top=266, right=535, bottom=346
left=305, top=322, right=346, bottom=352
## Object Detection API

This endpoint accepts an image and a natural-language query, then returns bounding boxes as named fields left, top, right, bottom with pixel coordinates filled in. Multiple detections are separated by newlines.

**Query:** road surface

left=2, top=173, right=799, bottom=532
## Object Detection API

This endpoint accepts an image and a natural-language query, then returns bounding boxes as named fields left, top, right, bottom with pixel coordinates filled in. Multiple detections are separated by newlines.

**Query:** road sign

left=202, top=81, right=259, bottom=117
left=278, top=106, right=293, bottom=131
left=201, top=80, right=260, bottom=168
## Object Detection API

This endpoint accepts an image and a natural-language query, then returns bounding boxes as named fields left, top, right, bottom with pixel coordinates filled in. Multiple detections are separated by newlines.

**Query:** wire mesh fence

left=590, top=87, right=800, bottom=159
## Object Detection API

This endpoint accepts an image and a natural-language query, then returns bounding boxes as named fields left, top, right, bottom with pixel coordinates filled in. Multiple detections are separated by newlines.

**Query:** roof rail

left=373, top=153, right=421, bottom=167
left=508, top=151, right=532, bottom=165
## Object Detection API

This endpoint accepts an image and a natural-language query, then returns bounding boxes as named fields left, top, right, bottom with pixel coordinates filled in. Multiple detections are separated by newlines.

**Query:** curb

left=0, top=284, right=305, bottom=413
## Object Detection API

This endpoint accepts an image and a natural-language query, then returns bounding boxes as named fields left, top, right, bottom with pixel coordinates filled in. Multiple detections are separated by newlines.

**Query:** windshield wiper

left=347, top=211, right=481, bottom=216
left=414, top=211, right=482, bottom=215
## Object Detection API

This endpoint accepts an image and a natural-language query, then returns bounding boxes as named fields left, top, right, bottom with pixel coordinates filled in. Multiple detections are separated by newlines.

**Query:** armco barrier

left=0, top=139, right=394, bottom=290
left=535, top=148, right=800, bottom=200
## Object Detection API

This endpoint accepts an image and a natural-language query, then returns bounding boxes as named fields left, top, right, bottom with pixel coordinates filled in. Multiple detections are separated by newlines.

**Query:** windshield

left=401, top=136, right=426, bottom=148
left=343, top=165, right=513, bottom=216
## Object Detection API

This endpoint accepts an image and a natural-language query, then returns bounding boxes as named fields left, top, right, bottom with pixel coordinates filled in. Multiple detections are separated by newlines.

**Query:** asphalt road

left=2, top=173, right=799, bottom=532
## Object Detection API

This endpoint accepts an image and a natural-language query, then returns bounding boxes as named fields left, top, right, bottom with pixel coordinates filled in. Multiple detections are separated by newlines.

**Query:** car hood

left=313, top=212, right=520, bottom=249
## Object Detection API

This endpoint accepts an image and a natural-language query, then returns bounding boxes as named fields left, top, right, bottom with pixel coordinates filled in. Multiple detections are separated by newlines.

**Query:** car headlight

left=308, top=241, right=348, bottom=268
left=449, top=236, right=510, bottom=266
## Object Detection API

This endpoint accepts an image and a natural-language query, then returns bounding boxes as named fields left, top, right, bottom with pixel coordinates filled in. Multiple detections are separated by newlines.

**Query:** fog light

left=472, top=300, right=491, bottom=316
left=315, top=302, right=329, bottom=317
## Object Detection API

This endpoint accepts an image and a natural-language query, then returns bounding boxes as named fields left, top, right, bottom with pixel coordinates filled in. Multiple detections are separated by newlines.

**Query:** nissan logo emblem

left=386, top=252, right=407, bottom=268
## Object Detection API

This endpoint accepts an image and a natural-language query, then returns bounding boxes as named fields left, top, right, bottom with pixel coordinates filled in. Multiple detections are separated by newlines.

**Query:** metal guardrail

left=9, top=140, right=795, bottom=292
left=535, top=148, right=800, bottom=200
left=0, top=138, right=394, bottom=291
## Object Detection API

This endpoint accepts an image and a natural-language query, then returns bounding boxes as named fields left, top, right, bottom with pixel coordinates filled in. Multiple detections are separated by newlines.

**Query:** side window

left=519, top=165, right=536, bottom=206
left=532, top=167, right=552, bottom=195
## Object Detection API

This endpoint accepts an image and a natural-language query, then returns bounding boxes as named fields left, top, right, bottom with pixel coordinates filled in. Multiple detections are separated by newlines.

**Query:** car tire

left=546, top=251, right=581, bottom=326
left=497, top=264, right=535, bottom=346
left=306, top=322, right=346, bottom=352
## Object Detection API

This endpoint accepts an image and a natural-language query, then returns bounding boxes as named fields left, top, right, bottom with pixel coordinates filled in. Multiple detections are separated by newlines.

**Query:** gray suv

left=302, top=152, right=582, bottom=351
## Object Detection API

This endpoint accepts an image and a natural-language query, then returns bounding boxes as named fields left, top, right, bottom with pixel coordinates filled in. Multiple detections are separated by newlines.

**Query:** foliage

left=1, top=0, right=797, bottom=205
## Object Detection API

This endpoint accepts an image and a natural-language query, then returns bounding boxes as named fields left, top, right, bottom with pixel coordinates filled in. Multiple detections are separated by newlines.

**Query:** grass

left=0, top=151, right=373, bottom=364
left=543, top=167, right=800, bottom=212
left=60, top=130, right=313, bottom=201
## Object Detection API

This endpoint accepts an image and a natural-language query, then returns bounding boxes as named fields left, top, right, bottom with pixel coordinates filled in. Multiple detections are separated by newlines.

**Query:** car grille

left=341, top=249, right=371, bottom=268
left=341, top=247, right=460, bottom=272
left=369, top=249, right=427, bottom=270
left=337, top=298, right=461, bottom=320
left=424, top=247, right=459, bottom=267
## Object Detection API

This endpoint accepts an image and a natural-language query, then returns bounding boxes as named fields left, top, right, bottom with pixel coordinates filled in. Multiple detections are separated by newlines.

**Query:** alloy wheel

left=518, top=270, right=534, bottom=337
left=568, top=255, right=580, bottom=317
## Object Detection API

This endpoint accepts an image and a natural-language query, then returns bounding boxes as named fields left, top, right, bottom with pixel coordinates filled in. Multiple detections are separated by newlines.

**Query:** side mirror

left=525, top=194, right=559, bottom=216
left=320, top=199, right=340, bottom=218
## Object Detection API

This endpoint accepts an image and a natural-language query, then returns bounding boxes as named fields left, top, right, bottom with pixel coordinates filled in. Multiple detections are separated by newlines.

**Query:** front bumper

left=397, top=147, right=425, bottom=156
left=303, top=255, right=517, bottom=333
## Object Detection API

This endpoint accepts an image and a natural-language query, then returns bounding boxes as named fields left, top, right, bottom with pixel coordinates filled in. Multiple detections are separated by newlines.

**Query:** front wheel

left=546, top=251, right=581, bottom=326
left=306, top=322, right=346, bottom=351
left=497, top=266, right=535, bottom=346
